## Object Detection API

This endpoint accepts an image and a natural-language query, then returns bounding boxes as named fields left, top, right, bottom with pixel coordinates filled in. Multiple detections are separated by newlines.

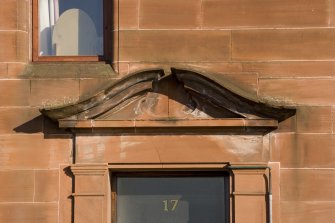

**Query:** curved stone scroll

left=40, top=68, right=295, bottom=131
left=172, top=68, right=295, bottom=122
left=40, top=69, right=164, bottom=121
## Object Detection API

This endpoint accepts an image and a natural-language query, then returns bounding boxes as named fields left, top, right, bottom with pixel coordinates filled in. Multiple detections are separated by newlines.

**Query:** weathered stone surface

left=281, top=169, right=335, bottom=201
left=22, top=63, right=116, bottom=79
left=75, top=175, right=105, bottom=194
left=233, top=170, right=268, bottom=193
left=119, top=30, right=231, bottom=62
left=232, top=29, right=335, bottom=61
left=271, top=133, right=335, bottom=168
left=7, top=63, right=27, bottom=77
left=274, top=116, right=296, bottom=133
left=0, top=108, right=42, bottom=134
left=330, top=0, right=335, bottom=27
left=0, top=0, right=17, bottom=30
left=0, top=203, right=58, bottom=223
left=269, top=162, right=281, bottom=223
left=259, top=78, right=335, bottom=106
left=17, top=0, right=28, bottom=31
left=59, top=165, right=72, bottom=223
left=0, top=170, right=34, bottom=202
left=0, top=134, right=71, bottom=169
left=76, top=136, right=159, bottom=163
left=203, top=0, right=328, bottom=28
left=79, top=78, right=118, bottom=100
left=124, top=62, right=258, bottom=96
left=34, top=170, right=59, bottom=202
left=281, top=201, right=335, bottom=223
left=125, top=61, right=335, bottom=79
left=31, top=79, right=80, bottom=107
left=140, top=0, right=201, bottom=29
left=127, top=62, right=243, bottom=75
left=119, top=0, right=139, bottom=29
left=0, top=79, right=30, bottom=106
left=74, top=197, right=103, bottom=223
left=16, top=31, right=28, bottom=62
left=0, top=63, right=6, bottom=76
left=76, top=135, right=267, bottom=163
left=296, top=106, right=332, bottom=133
left=243, top=61, right=335, bottom=78
left=234, top=196, right=266, bottom=223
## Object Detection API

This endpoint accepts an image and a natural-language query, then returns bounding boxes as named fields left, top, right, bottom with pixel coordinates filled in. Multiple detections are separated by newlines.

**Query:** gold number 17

left=163, top=199, right=179, bottom=211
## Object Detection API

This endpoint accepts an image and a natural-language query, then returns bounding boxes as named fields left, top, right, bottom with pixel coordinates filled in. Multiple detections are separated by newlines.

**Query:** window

left=112, top=172, right=230, bottom=223
left=33, top=0, right=111, bottom=61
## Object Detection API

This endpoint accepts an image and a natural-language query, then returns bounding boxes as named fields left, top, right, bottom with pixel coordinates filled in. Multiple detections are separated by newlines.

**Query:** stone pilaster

left=71, top=164, right=109, bottom=223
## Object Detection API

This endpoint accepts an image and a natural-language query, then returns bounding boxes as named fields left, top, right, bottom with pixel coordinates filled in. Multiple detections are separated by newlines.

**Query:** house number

left=163, top=199, right=179, bottom=211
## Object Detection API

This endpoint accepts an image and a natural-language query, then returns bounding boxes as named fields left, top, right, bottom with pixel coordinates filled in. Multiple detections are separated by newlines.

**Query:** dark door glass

left=116, top=176, right=227, bottom=223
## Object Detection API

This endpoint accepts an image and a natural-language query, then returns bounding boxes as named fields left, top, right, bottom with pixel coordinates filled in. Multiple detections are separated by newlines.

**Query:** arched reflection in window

left=38, top=0, right=103, bottom=56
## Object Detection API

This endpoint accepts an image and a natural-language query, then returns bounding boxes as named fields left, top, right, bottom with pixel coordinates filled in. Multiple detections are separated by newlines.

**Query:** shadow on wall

left=14, top=114, right=72, bottom=138
left=63, top=166, right=75, bottom=223
left=13, top=115, right=44, bottom=134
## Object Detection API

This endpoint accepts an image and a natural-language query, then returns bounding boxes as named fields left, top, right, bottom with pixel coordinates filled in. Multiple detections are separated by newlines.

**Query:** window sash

left=112, top=172, right=230, bottom=223
left=32, top=0, right=111, bottom=62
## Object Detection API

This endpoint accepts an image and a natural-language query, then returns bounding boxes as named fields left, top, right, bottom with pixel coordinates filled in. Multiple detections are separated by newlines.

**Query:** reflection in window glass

left=38, top=0, right=103, bottom=56
left=117, top=176, right=228, bottom=223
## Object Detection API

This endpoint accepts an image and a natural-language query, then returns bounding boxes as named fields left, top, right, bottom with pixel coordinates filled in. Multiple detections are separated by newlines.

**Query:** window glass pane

left=38, top=0, right=103, bottom=56
left=117, top=176, right=227, bottom=223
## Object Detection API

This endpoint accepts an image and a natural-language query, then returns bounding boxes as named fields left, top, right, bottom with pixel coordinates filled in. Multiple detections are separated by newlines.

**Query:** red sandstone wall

left=0, top=1, right=72, bottom=222
left=0, top=0, right=28, bottom=75
left=0, top=0, right=334, bottom=223
left=114, top=2, right=335, bottom=221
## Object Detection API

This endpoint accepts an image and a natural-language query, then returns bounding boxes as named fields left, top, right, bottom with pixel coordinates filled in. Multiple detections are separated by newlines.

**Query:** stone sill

left=21, top=63, right=118, bottom=79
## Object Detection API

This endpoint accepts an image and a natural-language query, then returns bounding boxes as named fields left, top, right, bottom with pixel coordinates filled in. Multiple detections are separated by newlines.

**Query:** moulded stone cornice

left=71, top=163, right=108, bottom=175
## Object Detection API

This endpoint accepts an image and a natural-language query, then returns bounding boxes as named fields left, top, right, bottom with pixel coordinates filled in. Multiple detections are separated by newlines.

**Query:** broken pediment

left=40, top=68, right=295, bottom=133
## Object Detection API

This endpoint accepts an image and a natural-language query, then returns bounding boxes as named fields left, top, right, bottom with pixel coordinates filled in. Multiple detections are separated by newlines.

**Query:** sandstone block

left=0, top=79, right=30, bottom=106
left=0, top=170, right=34, bottom=202
left=139, top=0, right=201, bottom=29
left=203, top=0, right=328, bottom=28
left=0, top=0, right=17, bottom=30
left=119, top=30, right=231, bottom=62
left=232, top=29, right=335, bottom=61
left=270, top=133, right=335, bottom=168
left=34, top=170, right=59, bottom=202
left=281, top=169, right=335, bottom=201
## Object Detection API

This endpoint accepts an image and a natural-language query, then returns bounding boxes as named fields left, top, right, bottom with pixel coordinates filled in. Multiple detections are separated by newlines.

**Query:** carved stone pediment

left=40, top=68, right=295, bottom=133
